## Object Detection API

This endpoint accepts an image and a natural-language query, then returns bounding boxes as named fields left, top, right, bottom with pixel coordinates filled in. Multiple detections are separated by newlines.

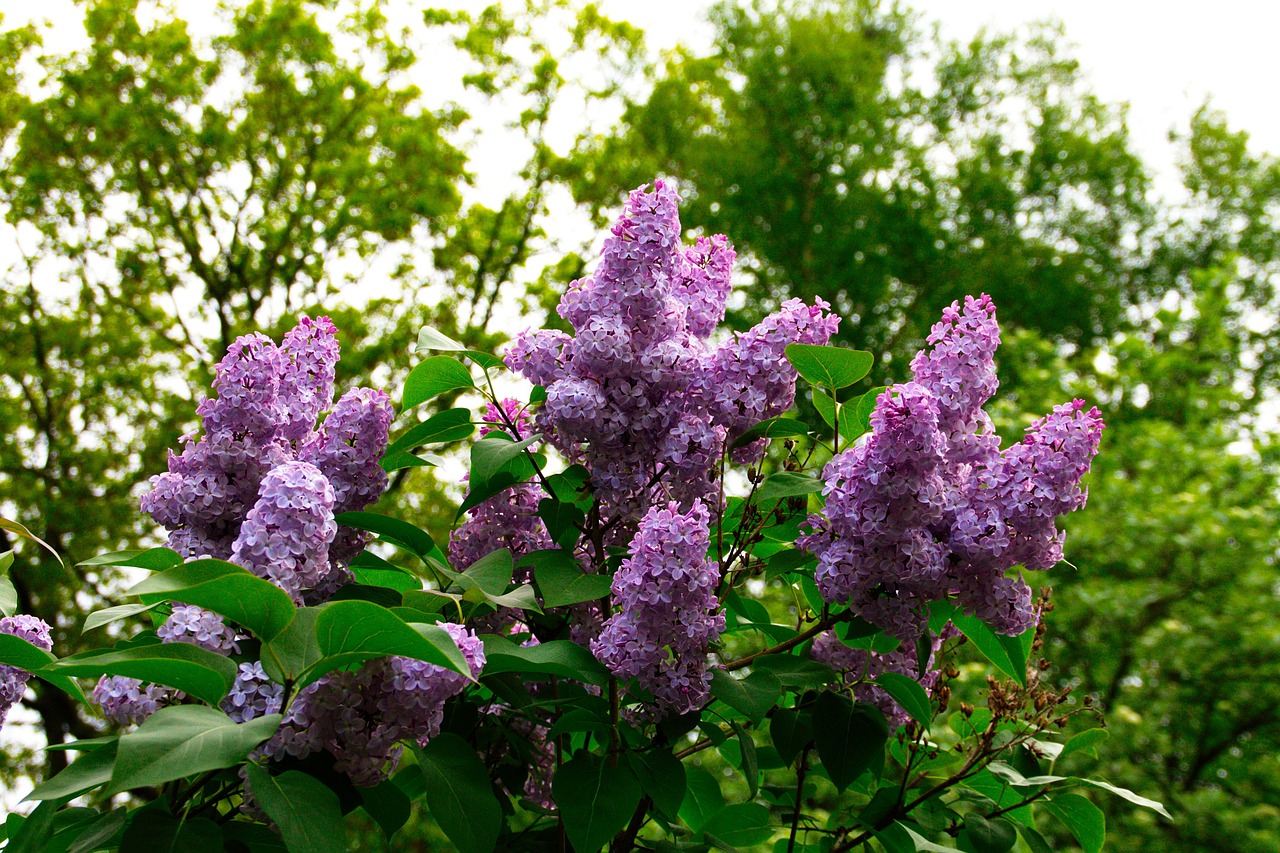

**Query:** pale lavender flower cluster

left=591, top=500, right=725, bottom=717
left=139, top=316, right=392, bottom=600
left=810, top=632, right=940, bottom=731
left=156, top=603, right=240, bottom=654
left=263, top=623, right=485, bottom=786
left=92, top=676, right=177, bottom=726
left=801, top=296, right=1104, bottom=639
left=506, top=181, right=836, bottom=516
left=221, top=661, right=284, bottom=724
left=0, top=615, right=52, bottom=727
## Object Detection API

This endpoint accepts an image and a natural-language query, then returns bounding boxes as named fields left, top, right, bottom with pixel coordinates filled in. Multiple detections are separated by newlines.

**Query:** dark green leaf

left=1056, top=729, right=1109, bottom=764
left=259, top=608, right=321, bottom=684
left=751, top=654, right=837, bottom=689
left=874, top=672, right=933, bottom=729
left=709, top=669, right=782, bottom=725
left=0, top=634, right=87, bottom=702
left=1017, top=825, right=1055, bottom=853
left=755, top=472, right=823, bottom=503
left=109, top=706, right=281, bottom=794
left=730, top=721, right=760, bottom=798
left=963, top=814, right=1017, bottom=853
left=385, top=407, right=475, bottom=456
left=813, top=692, right=889, bottom=791
left=730, top=416, right=812, bottom=449
left=7, top=801, right=58, bottom=853
left=555, top=751, right=641, bottom=853
left=78, top=548, right=183, bottom=571
left=333, top=512, right=436, bottom=561
left=402, top=356, right=474, bottom=410
left=244, top=764, right=345, bottom=853
left=770, top=707, right=813, bottom=768
left=127, top=559, right=296, bottom=642
left=0, top=517, right=64, bottom=566
left=678, top=766, right=724, bottom=834
left=117, top=810, right=221, bottom=853
left=26, top=741, right=119, bottom=802
left=481, top=636, right=609, bottom=685
left=470, top=433, right=542, bottom=486
left=538, top=497, right=585, bottom=550
left=813, top=388, right=837, bottom=427
left=627, top=749, right=686, bottom=819
left=379, top=451, right=436, bottom=473
left=302, top=600, right=471, bottom=687
left=65, top=808, right=128, bottom=853
left=702, top=802, right=772, bottom=848
left=419, top=733, right=503, bottom=853
left=1042, top=793, right=1105, bottom=853
left=82, top=603, right=162, bottom=633
left=785, top=343, right=874, bottom=389
left=50, top=641, right=236, bottom=707
left=950, top=612, right=1029, bottom=685
left=524, top=549, right=611, bottom=608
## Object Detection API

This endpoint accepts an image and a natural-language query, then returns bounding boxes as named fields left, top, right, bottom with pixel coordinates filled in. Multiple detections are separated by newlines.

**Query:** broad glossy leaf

left=0, top=635, right=86, bottom=702
left=77, top=548, right=183, bottom=572
left=677, top=767, right=724, bottom=834
left=963, top=814, right=1017, bottom=853
left=751, top=654, right=837, bottom=689
left=730, top=415, right=811, bottom=449
left=82, top=602, right=162, bottom=633
left=480, top=636, right=608, bottom=685
left=301, top=600, right=471, bottom=687
left=702, top=802, right=772, bottom=848
left=402, top=356, right=474, bottom=411
left=524, top=549, right=611, bottom=607
left=755, top=472, right=823, bottom=503
left=128, top=559, right=295, bottom=642
left=244, top=764, right=344, bottom=853
left=784, top=343, right=874, bottom=389
left=109, top=706, right=281, bottom=794
left=50, top=641, right=236, bottom=706
left=770, top=707, right=813, bottom=768
left=950, top=611, right=1031, bottom=685
left=26, top=741, right=119, bottom=802
left=469, top=433, right=542, bottom=487
left=385, top=407, right=474, bottom=456
left=554, top=752, right=640, bottom=853
left=334, top=512, right=436, bottom=560
left=1042, top=793, right=1105, bottom=853
left=709, top=669, right=782, bottom=725
left=813, top=692, right=888, bottom=791
left=626, top=749, right=686, bottom=819
left=359, top=776, right=412, bottom=840
left=259, top=607, right=322, bottom=684
left=874, top=672, right=933, bottom=729
left=419, top=734, right=502, bottom=853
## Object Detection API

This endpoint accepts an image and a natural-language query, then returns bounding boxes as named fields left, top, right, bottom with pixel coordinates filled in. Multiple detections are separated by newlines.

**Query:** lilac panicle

left=591, top=500, right=725, bottom=717
left=220, top=661, right=283, bottom=724
left=1, top=615, right=52, bottom=727
left=803, top=296, right=1104, bottom=640
left=278, top=316, right=340, bottom=443
left=231, top=460, right=337, bottom=602
left=92, top=676, right=179, bottom=726
left=810, top=631, right=940, bottom=731
left=157, top=603, right=239, bottom=654
left=196, top=333, right=286, bottom=441
left=264, top=624, right=485, bottom=787
left=301, top=388, right=393, bottom=514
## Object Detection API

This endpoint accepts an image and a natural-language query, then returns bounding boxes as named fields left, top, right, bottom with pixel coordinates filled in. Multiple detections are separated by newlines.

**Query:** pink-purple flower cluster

left=591, top=500, right=725, bottom=717
left=506, top=181, right=836, bottom=517
left=263, top=623, right=485, bottom=786
left=810, top=631, right=941, bottom=731
left=801, top=296, right=1104, bottom=639
left=0, top=615, right=52, bottom=727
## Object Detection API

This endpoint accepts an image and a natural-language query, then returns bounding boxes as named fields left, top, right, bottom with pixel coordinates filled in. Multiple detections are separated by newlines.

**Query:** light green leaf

left=1076, top=778, right=1172, bottom=820
left=1056, top=729, right=1109, bottom=765
left=0, top=575, right=16, bottom=617
left=0, top=516, right=64, bottom=567
left=756, top=471, right=823, bottom=503
left=77, top=548, right=183, bottom=572
left=82, top=603, right=162, bottom=633
left=385, top=407, right=475, bottom=456
left=415, top=325, right=467, bottom=352
left=402, top=356, right=474, bottom=411
left=785, top=343, right=874, bottom=389
left=109, top=706, right=281, bottom=794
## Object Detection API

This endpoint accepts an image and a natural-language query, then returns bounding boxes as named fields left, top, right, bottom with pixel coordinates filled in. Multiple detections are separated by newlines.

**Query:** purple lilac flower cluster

left=591, top=500, right=725, bottom=717
left=506, top=181, right=837, bottom=517
left=810, top=631, right=942, bottom=731
left=800, top=296, right=1104, bottom=640
left=0, top=615, right=52, bottom=727
left=263, top=623, right=486, bottom=786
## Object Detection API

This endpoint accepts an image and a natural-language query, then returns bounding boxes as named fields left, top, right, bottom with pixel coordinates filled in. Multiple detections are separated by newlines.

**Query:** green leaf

left=415, top=325, right=467, bottom=352
left=755, top=472, right=823, bottom=503
left=50, top=639, right=236, bottom=706
left=402, top=356, right=474, bottom=411
left=874, top=672, right=933, bottom=729
left=109, top=706, right=281, bottom=794
left=117, top=810, right=221, bottom=852
left=379, top=450, right=436, bottom=473
left=259, top=608, right=321, bottom=684
left=1017, top=825, right=1055, bottom=853
left=0, top=634, right=90, bottom=703
left=302, top=600, right=471, bottom=687
left=678, top=766, right=724, bottom=834
left=963, top=814, right=1017, bottom=853
left=555, top=751, right=641, bottom=853
left=463, top=350, right=506, bottom=371
left=26, top=741, right=119, bottom=802
left=470, top=433, right=542, bottom=486
left=416, top=734, right=502, bottom=853
left=64, top=808, right=128, bottom=853
left=77, top=548, right=183, bottom=572
left=1042, top=793, right=1105, bottom=853
left=481, top=636, right=609, bottom=685
left=334, top=512, right=436, bottom=561
left=1075, top=778, right=1172, bottom=820
left=950, top=611, right=1030, bottom=685
left=846, top=386, right=887, bottom=440
left=785, top=343, right=874, bottom=389
left=626, top=749, right=686, bottom=819
left=82, top=603, right=162, bottom=633
left=751, top=654, right=837, bottom=689
left=0, top=549, right=12, bottom=576
left=730, top=720, right=759, bottom=798
left=524, top=549, right=611, bottom=607
left=538, top=497, right=586, bottom=550
left=244, top=764, right=344, bottom=853
left=385, top=407, right=475, bottom=456
left=6, top=801, right=58, bottom=853
left=702, top=802, right=772, bottom=848
left=813, top=693, right=889, bottom=791
left=730, top=415, right=812, bottom=449
left=709, top=669, right=782, bottom=725
left=1056, top=729, right=1109, bottom=765
left=128, top=559, right=296, bottom=642
left=0, top=516, right=64, bottom=566
left=770, top=707, right=813, bottom=768
left=0, top=575, right=15, bottom=618
left=813, top=388, right=837, bottom=427
left=877, top=822, right=965, bottom=853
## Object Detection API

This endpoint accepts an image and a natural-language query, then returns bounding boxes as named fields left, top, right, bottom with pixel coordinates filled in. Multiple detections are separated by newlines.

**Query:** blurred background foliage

left=0, top=0, right=1276, bottom=850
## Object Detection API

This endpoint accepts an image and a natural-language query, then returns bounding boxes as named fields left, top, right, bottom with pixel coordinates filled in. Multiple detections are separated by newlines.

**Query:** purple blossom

left=231, top=460, right=337, bottom=602
left=278, top=316, right=340, bottom=443
left=92, top=676, right=179, bottom=726
left=450, top=482, right=550, bottom=571
left=1, top=615, right=52, bottom=726
left=220, top=661, right=283, bottom=724
left=810, top=631, right=940, bottom=731
left=591, top=500, right=725, bottom=717
left=157, top=604, right=239, bottom=654
left=802, top=296, right=1104, bottom=639
left=300, top=388, right=393, bottom=514
left=196, top=333, right=286, bottom=441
